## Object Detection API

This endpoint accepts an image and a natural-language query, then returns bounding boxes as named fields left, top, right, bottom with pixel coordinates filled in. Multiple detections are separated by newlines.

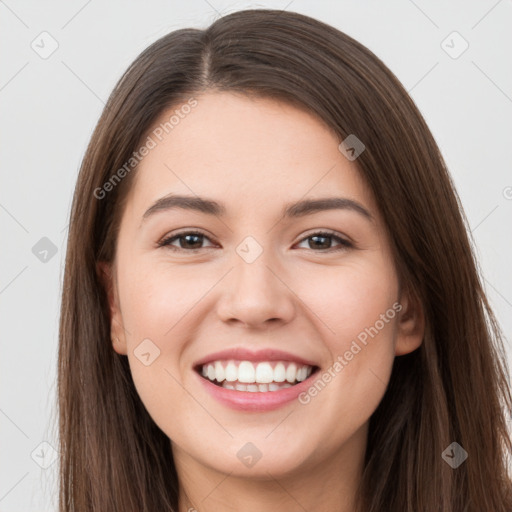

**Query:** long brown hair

left=58, top=8, right=512, bottom=511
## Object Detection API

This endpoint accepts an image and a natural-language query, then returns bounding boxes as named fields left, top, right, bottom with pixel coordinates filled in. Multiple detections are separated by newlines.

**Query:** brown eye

left=158, top=231, right=215, bottom=251
left=295, top=231, right=353, bottom=252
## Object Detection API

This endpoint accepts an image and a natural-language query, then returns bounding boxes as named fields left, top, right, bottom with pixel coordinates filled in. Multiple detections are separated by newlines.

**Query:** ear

left=96, top=261, right=127, bottom=355
left=394, top=287, right=425, bottom=356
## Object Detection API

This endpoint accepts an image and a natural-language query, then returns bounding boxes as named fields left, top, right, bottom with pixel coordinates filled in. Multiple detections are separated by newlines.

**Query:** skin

left=100, top=91, right=424, bottom=512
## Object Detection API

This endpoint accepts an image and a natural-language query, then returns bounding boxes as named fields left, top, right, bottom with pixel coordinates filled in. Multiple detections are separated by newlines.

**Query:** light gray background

left=1, top=0, right=511, bottom=510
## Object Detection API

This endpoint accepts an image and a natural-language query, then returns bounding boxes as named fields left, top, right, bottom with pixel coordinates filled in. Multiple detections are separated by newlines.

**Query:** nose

left=216, top=253, right=296, bottom=329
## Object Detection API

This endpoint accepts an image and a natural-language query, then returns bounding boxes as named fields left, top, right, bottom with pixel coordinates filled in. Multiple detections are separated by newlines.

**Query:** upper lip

left=193, top=347, right=319, bottom=369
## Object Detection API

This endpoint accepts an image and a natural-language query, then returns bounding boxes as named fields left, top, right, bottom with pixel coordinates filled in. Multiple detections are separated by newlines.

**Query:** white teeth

left=214, top=361, right=225, bottom=382
left=199, top=359, right=315, bottom=388
left=285, top=363, right=297, bottom=383
left=225, top=362, right=238, bottom=382
left=273, top=362, right=286, bottom=382
left=297, top=366, right=308, bottom=382
left=225, top=381, right=293, bottom=392
left=238, top=361, right=256, bottom=383
left=267, top=382, right=293, bottom=391
left=255, top=362, right=274, bottom=383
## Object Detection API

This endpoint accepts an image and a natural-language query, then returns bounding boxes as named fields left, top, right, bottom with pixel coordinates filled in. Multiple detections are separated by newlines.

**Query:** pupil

left=182, top=234, right=202, bottom=249
left=310, top=235, right=330, bottom=249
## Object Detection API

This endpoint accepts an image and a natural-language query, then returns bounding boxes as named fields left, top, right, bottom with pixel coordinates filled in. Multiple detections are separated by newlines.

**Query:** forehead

left=126, top=91, right=375, bottom=218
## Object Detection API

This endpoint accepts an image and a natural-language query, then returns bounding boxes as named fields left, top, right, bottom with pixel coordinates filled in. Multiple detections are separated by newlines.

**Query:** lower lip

left=195, top=370, right=318, bottom=412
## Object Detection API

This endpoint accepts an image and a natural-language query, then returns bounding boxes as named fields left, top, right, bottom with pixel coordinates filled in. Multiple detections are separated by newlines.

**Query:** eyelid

left=157, top=229, right=216, bottom=249
left=294, top=230, right=353, bottom=251
left=296, top=228, right=352, bottom=245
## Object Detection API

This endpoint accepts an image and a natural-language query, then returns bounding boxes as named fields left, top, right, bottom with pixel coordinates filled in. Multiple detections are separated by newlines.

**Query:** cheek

left=297, top=260, right=399, bottom=347
left=119, top=260, right=203, bottom=340
left=293, top=261, right=399, bottom=419
left=115, top=262, right=197, bottom=417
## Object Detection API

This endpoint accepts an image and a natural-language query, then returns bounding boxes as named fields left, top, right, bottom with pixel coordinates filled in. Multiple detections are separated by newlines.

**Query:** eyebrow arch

left=142, top=194, right=373, bottom=222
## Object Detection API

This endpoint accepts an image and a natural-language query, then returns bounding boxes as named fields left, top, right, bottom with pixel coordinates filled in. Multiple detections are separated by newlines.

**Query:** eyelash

left=157, top=229, right=353, bottom=253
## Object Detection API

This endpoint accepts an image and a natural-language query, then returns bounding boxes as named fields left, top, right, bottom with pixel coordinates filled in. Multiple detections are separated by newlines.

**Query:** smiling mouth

left=195, top=360, right=320, bottom=392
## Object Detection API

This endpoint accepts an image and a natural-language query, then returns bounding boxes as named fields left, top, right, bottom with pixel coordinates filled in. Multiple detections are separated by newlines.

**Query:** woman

left=58, top=8, right=512, bottom=511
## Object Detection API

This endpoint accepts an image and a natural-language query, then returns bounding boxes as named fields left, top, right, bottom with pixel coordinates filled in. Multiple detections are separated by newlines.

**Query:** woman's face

left=103, top=91, right=423, bottom=479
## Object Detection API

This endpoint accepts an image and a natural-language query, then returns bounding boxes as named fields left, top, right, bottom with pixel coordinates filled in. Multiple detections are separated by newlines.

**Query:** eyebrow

left=142, top=194, right=373, bottom=222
